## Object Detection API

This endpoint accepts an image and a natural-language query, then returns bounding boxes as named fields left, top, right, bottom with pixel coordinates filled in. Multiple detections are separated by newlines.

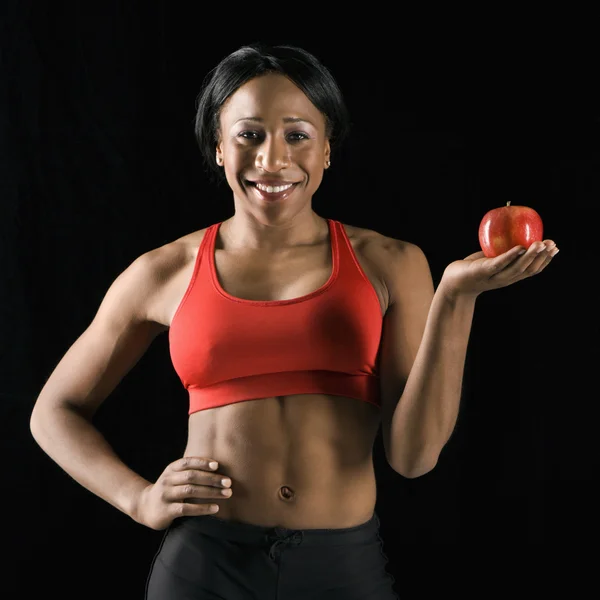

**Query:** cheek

left=306, top=155, right=326, bottom=174
left=295, top=145, right=324, bottom=166
left=224, top=146, right=252, bottom=169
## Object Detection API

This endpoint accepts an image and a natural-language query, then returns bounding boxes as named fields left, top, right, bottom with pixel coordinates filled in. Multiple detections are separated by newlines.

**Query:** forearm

left=389, top=283, right=477, bottom=477
left=30, top=406, right=151, bottom=521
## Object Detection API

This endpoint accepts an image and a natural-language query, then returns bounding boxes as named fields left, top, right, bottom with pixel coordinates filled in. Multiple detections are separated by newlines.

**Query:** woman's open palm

left=441, top=240, right=559, bottom=298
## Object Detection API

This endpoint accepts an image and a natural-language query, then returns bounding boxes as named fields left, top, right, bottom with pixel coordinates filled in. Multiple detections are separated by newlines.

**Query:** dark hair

left=194, top=43, right=351, bottom=180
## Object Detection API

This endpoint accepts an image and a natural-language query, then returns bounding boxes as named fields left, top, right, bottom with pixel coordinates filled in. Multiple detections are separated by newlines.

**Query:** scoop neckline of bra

left=208, top=219, right=339, bottom=306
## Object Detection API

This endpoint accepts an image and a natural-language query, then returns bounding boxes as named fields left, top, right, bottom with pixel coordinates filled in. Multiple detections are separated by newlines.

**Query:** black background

left=2, top=2, right=597, bottom=598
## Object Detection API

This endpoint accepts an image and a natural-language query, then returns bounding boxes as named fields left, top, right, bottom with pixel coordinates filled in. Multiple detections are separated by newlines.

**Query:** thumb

left=463, top=250, right=486, bottom=261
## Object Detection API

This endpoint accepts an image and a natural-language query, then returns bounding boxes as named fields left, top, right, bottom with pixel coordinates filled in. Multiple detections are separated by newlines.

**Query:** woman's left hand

left=440, top=239, right=559, bottom=300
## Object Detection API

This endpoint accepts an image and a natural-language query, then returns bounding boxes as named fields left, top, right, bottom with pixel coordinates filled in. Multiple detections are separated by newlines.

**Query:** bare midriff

left=156, top=218, right=390, bottom=530
left=183, top=392, right=381, bottom=529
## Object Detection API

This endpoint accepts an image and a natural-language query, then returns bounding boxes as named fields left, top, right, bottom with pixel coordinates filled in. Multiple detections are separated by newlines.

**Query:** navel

left=278, top=485, right=296, bottom=501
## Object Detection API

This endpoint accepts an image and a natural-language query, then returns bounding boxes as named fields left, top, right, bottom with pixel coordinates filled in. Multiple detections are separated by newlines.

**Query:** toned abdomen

left=184, top=393, right=381, bottom=529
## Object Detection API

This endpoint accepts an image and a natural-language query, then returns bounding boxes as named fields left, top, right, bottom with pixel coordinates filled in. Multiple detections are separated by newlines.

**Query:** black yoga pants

left=145, top=511, right=399, bottom=599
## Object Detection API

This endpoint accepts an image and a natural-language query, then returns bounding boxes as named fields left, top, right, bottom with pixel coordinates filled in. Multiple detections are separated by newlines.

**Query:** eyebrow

left=234, top=116, right=315, bottom=126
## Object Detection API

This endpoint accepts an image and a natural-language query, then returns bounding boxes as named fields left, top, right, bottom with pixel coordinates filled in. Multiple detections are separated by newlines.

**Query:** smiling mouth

left=245, top=180, right=300, bottom=201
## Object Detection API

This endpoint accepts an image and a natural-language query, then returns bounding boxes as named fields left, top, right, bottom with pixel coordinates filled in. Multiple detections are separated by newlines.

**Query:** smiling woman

left=29, top=42, right=401, bottom=600
left=141, top=46, right=402, bottom=598
left=217, top=73, right=331, bottom=214
left=194, top=44, right=350, bottom=184
left=29, top=41, right=558, bottom=600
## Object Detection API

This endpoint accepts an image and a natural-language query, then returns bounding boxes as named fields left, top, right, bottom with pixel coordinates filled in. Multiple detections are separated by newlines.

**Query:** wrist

left=127, top=479, right=153, bottom=525
left=437, top=276, right=480, bottom=306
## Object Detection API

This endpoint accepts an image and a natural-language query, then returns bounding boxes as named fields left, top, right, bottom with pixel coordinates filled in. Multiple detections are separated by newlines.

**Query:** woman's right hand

left=134, top=457, right=233, bottom=530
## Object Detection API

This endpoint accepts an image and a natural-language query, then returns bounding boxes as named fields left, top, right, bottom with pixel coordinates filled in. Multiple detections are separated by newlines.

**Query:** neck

left=220, top=210, right=328, bottom=252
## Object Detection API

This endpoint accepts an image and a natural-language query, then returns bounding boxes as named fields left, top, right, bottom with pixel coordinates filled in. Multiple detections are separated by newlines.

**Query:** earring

left=216, top=155, right=223, bottom=166
left=326, top=160, right=331, bottom=168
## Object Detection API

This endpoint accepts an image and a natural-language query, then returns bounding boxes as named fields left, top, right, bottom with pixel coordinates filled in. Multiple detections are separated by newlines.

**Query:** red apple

left=478, top=202, right=544, bottom=258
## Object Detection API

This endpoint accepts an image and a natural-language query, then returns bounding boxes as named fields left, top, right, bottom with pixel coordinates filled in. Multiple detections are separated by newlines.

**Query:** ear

left=215, top=137, right=223, bottom=166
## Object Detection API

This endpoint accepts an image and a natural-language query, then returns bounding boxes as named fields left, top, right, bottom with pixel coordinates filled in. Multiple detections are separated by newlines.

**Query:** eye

left=237, top=131, right=310, bottom=142
left=287, top=132, right=310, bottom=142
left=238, top=131, right=261, bottom=140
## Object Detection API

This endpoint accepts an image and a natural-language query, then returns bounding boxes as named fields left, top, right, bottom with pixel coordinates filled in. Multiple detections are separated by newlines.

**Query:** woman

left=30, top=43, right=558, bottom=599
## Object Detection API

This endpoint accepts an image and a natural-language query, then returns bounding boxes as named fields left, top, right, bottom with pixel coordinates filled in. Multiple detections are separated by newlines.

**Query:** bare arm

left=385, top=280, right=476, bottom=478
left=379, top=240, right=475, bottom=478
left=30, top=250, right=169, bottom=522
left=379, top=238, right=556, bottom=478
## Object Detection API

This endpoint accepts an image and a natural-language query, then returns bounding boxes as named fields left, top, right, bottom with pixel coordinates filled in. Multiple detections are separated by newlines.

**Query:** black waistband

left=171, top=511, right=380, bottom=547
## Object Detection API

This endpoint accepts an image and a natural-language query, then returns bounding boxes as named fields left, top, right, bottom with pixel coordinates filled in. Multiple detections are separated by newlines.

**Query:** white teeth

left=255, top=183, right=293, bottom=193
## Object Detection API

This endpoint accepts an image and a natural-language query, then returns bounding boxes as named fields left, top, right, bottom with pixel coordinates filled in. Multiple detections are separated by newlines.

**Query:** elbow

left=30, top=402, right=59, bottom=441
left=30, top=407, right=46, bottom=442
left=395, top=463, right=437, bottom=479
left=388, top=453, right=439, bottom=479
left=30, top=407, right=40, bottom=436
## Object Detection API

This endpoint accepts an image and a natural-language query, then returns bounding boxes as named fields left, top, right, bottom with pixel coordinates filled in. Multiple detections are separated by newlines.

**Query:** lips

left=246, top=180, right=299, bottom=202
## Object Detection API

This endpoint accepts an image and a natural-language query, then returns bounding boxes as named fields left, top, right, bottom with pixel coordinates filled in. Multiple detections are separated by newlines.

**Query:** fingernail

left=209, top=462, right=218, bottom=470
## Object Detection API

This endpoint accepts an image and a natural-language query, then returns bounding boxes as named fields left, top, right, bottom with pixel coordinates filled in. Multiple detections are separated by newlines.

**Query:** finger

left=175, top=482, right=233, bottom=502
left=506, top=242, right=551, bottom=277
left=531, top=244, right=559, bottom=274
left=172, top=468, right=231, bottom=490
left=523, top=241, right=549, bottom=263
left=527, top=241, right=552, bottom=254
left=172, top=457, right=219, bottom=473
left=487, top=244, right=527, bottom=273
left=535, top=253, right=554, bottom=274
left=174, top=502, right=221, bottom=519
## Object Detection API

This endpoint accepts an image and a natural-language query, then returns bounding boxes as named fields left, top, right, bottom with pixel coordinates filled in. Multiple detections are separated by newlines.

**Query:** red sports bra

left=168, top=219, right=383, bottom=415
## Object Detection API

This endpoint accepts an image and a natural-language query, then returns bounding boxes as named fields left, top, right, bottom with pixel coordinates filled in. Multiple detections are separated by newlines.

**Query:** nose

left=255, top=136, right=291, bottom=172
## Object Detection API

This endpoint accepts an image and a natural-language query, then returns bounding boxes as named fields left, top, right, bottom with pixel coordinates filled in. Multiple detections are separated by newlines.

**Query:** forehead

left=220, top=72, right=324, bottom=127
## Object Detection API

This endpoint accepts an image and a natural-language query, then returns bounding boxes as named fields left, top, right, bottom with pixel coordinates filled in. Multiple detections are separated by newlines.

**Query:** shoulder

left=125, top=225, right=213, bottom=324
left=339, top=222, right=431, bottom=306
left=142, top=226, right=211, bottom=280
left=339, top=221, right=422, bottom=259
